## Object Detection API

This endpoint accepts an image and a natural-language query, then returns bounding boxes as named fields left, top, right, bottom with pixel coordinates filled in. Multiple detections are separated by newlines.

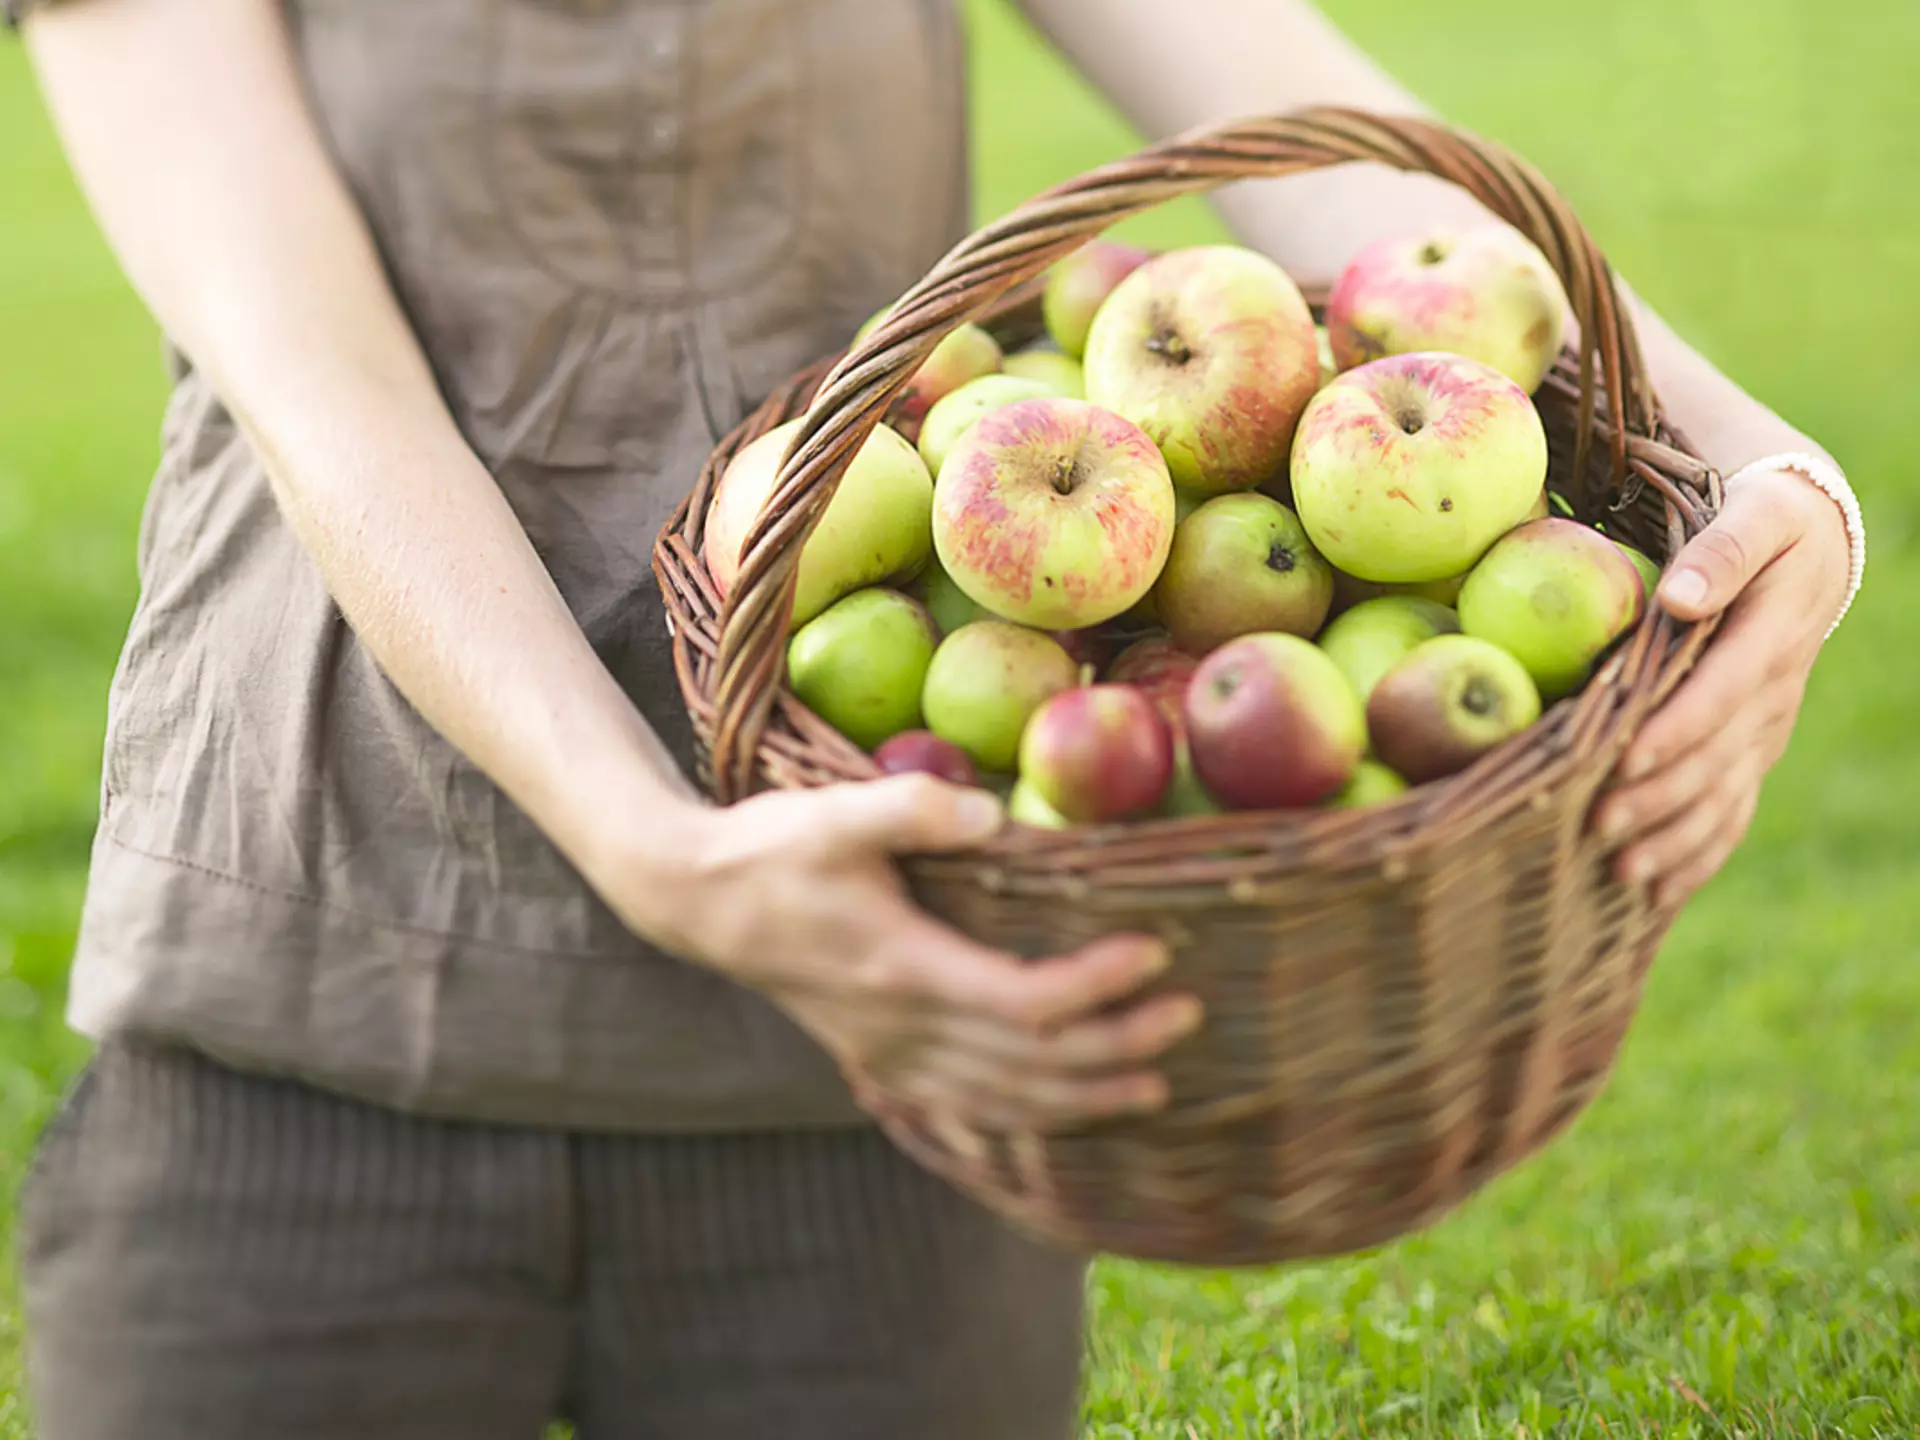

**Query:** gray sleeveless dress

left=24, top=0, right=974, bottom=1131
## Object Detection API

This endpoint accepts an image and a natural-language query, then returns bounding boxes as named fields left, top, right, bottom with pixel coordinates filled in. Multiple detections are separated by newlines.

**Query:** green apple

left=1315, top=324, right=1338, bottom=389
left=704, top=417, right=933, bottom=630
left=916, top=557, right=988, bottom=636
left=1290, top=351, right=1549, bottom=584
left=1317, top=595, right=1462, bottom=704
left=1162, top=741, right=1224, bottom=816
left=917, top=374, right=1055, bottom=478
left=1616, top=539, right=1661, bottom=597
left=856, top=309, right=1004, bottom=442
left=787, top=589, right=938, bottom=751
left=1152, top=493, right=1334, bottom=655
left=1084, top=245, right=1320, bottom=495
left=922, top=620, right=1081, bottom=773
left=1001, top=348, right=1086, bottom=398
left=1327, top=224, right=1569, bottom=393
left=1043, top=239, right=1152, bottom=358
left=1330, top=759, right=1410, bottom=808
left=1458, top=517, right=1647, bottom=700
left=933, top=397, right=1176, bottom=630
left=1367, top=634, right=1541, bottom=782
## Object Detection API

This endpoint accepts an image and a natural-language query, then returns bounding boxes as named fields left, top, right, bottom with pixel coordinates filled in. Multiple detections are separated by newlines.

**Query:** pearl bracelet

left=1724, top=450, right=1864, bottom=638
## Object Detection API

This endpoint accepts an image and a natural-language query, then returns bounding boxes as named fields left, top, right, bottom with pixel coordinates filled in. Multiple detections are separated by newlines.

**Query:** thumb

left=816, top=773, right=1006, bottom=856
left=1657, top=477, right=1796, bottom=621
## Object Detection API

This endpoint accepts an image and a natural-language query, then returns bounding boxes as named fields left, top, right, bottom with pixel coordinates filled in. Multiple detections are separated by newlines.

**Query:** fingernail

left=1132, top=1077, right=1170, bottom=1112
left=1169, top=996, right=1206, bottom=1037
left=955, top=792, right=1004, bottom=836
left=1600, top=806, right=1631, bottom=844
left=1621, top=749, right=1655, bottom=781
left=1625, top=851, right=1656, bottom=885
left=1662, top=568, right=1708, bottom=610
left=1139, top=940, right=1173, bottom=975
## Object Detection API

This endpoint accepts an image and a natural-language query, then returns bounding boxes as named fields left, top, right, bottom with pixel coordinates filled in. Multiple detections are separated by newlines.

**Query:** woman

left=11, top=0, right=1860, bottom=1436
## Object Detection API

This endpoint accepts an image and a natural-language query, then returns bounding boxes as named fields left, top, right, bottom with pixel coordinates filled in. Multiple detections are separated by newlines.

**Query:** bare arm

left=1017, top=0, right=1853, bottom=905
left=24, top=0, right=1197, bottom=1127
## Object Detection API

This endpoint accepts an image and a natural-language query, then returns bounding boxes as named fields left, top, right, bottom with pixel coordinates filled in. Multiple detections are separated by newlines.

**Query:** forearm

left=1015, top=0, right=1829, bottom=473
left=26, top=0, right=697, bottom=897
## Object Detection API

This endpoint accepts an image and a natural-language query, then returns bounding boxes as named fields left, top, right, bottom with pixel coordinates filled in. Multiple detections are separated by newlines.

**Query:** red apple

left=1018, top=685, right=1174, bottom=823
left=1290, top=352, right=1548, bottom=584
left=933, top=397, right=1176, bottom=630
left=1183, top=634, right=1366, bottom=809
left=1043, top=239, right=1153, bottom=358
left=1327, top=224, right=1569, bottom=393
left=1367, top=634, right=1542, bottom=782
left=1107, top=636, right=1200, bottom=731
left=1083, top=245, right=1320, bottom=495
left=872, top=730, right=981, bottom=788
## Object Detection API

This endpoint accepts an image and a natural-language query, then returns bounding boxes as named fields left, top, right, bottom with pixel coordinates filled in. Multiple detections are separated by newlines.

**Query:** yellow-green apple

left=1315, top=324, right=1338, bottom=389
left=921, top=620, right=1080, bottom=773
left=1367, top=634, right=1541, bottom=782
left=915, top=557, right=988, bottom=636
left=917, top=375, right=1054, bottom=478
left=1526, top=488, right=1552, bottom=522
left=1331, top=759, right=1410, bottom=808
left=1083, top=246, right=1320, bottom=495
left=1019, top=685, right=1175, bottom=823
left=933, top=397, right=1176, bottom=630
left=1317, top=595, right=1462, bottom=703
left=705, top=418, right=933, bottom=629
left=1162, top=749, right=1224, bottom=816
left=1290, top=352, right=1549, bottom=583
left=1458, top=517, right=1646, bottom=700
left=1008, top=777, right=1072, bottom=830
left=873, top=729, right=980, bottom=788
left=1184, top=633, right=1366, bottom=809
left=787, top=589, right=938, bottom=751
left=1043, top=239, right=1153, bottom=358
left=1327, top=224, right=1569, bottom=393
left=1002, top=348, right=1086, bottom=398
left=1152, top=493, right=1334, bottom=655
left=1615, top=539, right=1661, bottom=597
left=856, top=309, right=1005, bottom=442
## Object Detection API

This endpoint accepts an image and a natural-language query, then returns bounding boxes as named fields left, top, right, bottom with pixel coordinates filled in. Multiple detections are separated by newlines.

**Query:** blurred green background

left=2, top=0, right=1915, bottom=1434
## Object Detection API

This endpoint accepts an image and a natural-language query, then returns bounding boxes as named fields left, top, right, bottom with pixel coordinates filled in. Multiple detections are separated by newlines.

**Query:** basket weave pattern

left=655, top=109, right=1720, bottom=1265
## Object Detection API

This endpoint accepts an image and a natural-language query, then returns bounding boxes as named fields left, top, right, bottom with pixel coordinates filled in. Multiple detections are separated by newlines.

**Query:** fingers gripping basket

left=655, top=109, right=1721, bottom=1266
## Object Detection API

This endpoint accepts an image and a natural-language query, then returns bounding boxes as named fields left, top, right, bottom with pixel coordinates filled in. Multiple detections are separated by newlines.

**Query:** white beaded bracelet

left=1724, top=450, right=1864, bottom=638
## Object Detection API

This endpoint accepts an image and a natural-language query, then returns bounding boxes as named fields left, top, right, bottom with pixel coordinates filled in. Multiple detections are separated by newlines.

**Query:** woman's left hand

left=1594, top=464, right=1851, bottom=909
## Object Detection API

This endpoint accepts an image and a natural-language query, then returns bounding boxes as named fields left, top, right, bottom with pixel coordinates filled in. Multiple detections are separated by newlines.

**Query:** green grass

left=4, top=0, right=1918, bottom=1433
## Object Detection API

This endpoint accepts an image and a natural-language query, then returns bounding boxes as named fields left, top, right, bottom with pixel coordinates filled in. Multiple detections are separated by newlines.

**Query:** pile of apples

left=704, top=225, right=1659, bottom=827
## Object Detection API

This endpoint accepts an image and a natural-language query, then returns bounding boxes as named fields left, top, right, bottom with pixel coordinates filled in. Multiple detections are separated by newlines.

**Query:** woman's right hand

left=603, top=775, right=1203, bottom=1133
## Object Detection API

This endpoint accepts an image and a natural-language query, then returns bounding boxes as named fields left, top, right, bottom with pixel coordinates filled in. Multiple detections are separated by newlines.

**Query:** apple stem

left=1265, top=544, right=1297, bottom=574
left=1145, top=328, right=1192, bottom=366
left=1052, top=457, right=1077, bottom=495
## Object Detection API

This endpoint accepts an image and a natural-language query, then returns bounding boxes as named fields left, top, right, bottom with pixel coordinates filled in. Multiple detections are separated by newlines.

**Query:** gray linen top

left=12, top=0, right=972, bottom=1130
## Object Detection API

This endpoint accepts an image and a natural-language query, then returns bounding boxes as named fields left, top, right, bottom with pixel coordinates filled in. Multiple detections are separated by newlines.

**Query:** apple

left=933, top=397, right=1176, bottom=630
left=873, top=729, right=981, bottom=788
left=1367, top=634, right=1542, bottom=782
left=1317, top=595, right=1462, bottom=703
left=1615, top=539, right=1661, bottom=597
left=856, top=309, right=1005, bottom=442
left=1526, top=488, right=1551, bottom=522
left=1108, top=636, right=1200, bottom=723
left=1043, top=239, right=1153, bottom=358
left=1152, top=493, right=1334, bottom=655
left=1019, top=685, right=1175, bottom=823
left=1084, top=245, right=1320, bottom=495
left=787, top=589, right=938, bottom=751
left=705, top=418, right=934, bottom=629
left=1457, top=517, right=1647, bottom=700
left=917, top=374, right=1055, bottom=479
left=1008, top=777, right=1073, bottom=830
left=1331, top=759, right=1410, bottom=809
left=1327, top=224, right=1569, bottom=393
left=921, top=620, right=1081, bottom=773
left=1184, top=633, right=1366, bottom=809
left=1290, top=351, right=1549, bottom=584
left=1002, top=348, right=1087, bottom=398
left=916, top=557, right=989, bottom=636
left=1315, top=324, right=1339, bottom=389
left=1049, top=627, right=1111, bottom=673
left=1162, top=744, right=1225, bottom=817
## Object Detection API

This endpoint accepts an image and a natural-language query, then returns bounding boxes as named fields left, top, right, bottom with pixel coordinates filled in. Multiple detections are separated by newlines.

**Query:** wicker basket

left=654, top=108, right=1722, bottom=1267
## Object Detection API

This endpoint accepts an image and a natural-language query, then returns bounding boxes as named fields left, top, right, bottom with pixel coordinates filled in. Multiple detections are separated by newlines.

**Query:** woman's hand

left=603, top=776, right=1203, bottom=1134
left=1595, top=466, right=1850, bottom=908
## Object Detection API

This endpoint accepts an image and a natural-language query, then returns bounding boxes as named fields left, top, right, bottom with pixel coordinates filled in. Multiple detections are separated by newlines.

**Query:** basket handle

left=709, top=106, right=1658, bottom=803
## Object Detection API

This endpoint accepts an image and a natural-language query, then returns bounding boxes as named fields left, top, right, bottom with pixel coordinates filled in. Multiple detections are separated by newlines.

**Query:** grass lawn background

left=2, top=1, right=1915, bottom=1434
